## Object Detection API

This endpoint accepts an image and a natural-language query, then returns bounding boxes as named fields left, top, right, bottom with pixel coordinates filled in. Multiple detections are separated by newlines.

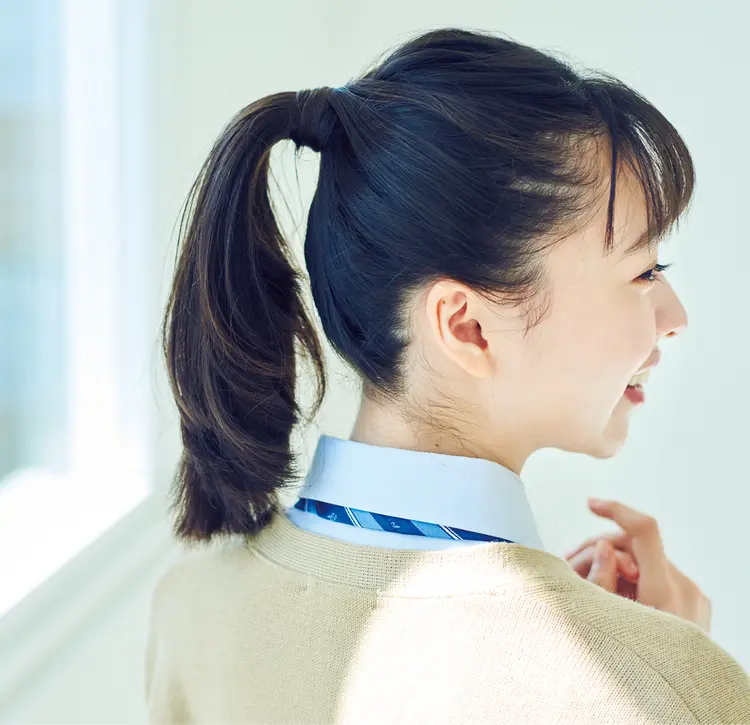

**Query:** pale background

left=2, top=0, right=748, bottom=722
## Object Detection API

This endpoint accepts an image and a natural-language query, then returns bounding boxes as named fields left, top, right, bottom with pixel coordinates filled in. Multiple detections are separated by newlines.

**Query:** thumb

left=587, top=539, right=617, bottom=592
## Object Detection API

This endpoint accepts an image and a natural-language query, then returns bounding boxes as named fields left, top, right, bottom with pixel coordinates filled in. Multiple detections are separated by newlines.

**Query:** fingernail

left=589, top=497, right=603, bottom=506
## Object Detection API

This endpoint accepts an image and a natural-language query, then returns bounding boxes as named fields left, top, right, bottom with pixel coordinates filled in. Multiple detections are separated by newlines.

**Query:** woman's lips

left=623, top=348, right=660, bottom=406
left=624, top=384, right=645, bottom=405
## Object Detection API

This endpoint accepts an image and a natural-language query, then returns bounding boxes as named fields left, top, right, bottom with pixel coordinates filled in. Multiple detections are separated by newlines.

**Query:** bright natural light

left=0, top=0, right=152, bottom=620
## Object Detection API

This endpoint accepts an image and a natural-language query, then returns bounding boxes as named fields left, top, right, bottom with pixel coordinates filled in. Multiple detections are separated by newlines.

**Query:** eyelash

left=638, top=262, right=672, bottom=283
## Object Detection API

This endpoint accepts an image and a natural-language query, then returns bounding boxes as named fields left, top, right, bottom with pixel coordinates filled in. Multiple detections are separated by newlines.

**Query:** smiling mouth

left=626, top=368, right=651, bottom=388
left=626, top=348, right=661, bottom=388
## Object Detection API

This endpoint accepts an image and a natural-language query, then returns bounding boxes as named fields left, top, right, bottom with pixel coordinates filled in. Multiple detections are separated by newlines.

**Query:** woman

left=146, top=27, right=750, bottom=724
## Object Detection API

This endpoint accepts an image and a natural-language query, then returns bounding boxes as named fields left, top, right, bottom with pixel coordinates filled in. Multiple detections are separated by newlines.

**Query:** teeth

left=628, top=369, right=651, bottom=387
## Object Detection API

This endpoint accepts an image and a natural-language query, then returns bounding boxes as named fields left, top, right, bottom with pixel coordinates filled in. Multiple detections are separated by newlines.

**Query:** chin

left=590, top=405, right=633, bottom=458
left=586, top=437, right=626, bottom=459
left=562, top=405, right=631, bottom=459
left=558, top=430, right=626, bottom=459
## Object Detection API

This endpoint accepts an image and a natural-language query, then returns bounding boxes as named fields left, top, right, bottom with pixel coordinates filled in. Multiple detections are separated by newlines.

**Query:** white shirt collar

left=296, top=435, right=545, bottom=551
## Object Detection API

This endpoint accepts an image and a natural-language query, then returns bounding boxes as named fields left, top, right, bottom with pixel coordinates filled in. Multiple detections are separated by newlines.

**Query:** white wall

left=4, top=0, right=749, bottom=722
left=327, top=0, right=750, bottom=663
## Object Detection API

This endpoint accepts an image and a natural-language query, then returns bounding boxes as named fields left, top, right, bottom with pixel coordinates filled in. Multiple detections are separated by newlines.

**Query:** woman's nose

left=656, top=281, right=688, bottom=339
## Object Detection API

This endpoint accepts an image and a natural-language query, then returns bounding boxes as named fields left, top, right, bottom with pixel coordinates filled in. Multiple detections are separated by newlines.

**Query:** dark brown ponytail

left=162, top=91, right=328, bottom=542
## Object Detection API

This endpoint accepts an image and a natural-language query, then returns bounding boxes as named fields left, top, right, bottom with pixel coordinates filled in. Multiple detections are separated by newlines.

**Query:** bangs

left=583, top=74, right=696, bottom=254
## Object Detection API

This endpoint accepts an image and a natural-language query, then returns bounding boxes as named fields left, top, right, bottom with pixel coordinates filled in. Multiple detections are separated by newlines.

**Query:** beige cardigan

left=145, top=508, right=750, bottom=724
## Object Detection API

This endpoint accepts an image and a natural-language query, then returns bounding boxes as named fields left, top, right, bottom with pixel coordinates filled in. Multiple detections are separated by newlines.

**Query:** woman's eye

left=638, top=262, right=672, bottom=283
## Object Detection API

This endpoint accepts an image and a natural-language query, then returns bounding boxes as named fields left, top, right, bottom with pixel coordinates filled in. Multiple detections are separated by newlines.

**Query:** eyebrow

left=619, top=228, right=660, bottom=259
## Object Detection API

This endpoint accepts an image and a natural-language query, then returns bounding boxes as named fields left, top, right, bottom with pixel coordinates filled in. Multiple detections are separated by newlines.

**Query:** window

left=0, top=0, right=154, bottom=621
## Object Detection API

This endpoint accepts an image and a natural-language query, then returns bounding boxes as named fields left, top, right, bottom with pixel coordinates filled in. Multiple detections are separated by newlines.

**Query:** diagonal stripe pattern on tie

left=293, top=497, right=514, bottom=543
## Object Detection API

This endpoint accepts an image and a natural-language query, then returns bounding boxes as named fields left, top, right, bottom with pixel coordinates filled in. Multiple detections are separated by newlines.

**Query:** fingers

left=567, top=543, right=640, bottom=582
left=587, top=499, right=661, bottom=544
left=565, top=498, right=653, bottom=561
left=564, top=531, right=633, bottom=561
left=588, top=499, right=667, bottom=583
left=587, top=540, right=618, bottom=592
left=616, top=577, right=639, bottom=601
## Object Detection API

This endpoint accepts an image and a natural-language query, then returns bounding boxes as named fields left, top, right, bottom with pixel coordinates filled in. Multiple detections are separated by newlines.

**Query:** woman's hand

left=564, top=498, right=712, bottom=634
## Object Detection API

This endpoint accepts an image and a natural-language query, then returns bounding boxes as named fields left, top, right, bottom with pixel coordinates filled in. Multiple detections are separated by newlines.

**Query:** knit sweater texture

left=145, top=508, right=750, bottom=724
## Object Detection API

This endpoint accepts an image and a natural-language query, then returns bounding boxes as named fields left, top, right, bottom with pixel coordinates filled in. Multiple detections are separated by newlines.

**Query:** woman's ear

left=425, top=281, right=492, bottom=379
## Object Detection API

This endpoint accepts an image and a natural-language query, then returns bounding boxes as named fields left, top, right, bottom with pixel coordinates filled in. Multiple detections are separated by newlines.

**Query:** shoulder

left=144, top=538, right=259, bottom=721
left=549, top=575, right=750, bottom=723
left=148, top=536, right=258, bottom=627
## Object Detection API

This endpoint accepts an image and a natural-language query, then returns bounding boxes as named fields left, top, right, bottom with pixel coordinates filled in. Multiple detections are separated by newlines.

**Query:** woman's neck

left=349, top=393, right=529, bottom=474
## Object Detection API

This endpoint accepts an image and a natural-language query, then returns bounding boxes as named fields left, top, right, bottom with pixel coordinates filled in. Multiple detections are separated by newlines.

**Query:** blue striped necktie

left=292, top=497, right=515, bottom=543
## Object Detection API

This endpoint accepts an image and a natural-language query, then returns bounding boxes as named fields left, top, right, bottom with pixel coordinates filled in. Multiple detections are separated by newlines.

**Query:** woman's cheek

left=614, top=293, right=657, bottom=367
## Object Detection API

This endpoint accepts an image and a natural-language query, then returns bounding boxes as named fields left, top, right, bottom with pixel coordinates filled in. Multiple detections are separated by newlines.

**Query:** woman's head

left=163, top=28, right=693, bottom=541
left=386, top=144, right=688, bottom=473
